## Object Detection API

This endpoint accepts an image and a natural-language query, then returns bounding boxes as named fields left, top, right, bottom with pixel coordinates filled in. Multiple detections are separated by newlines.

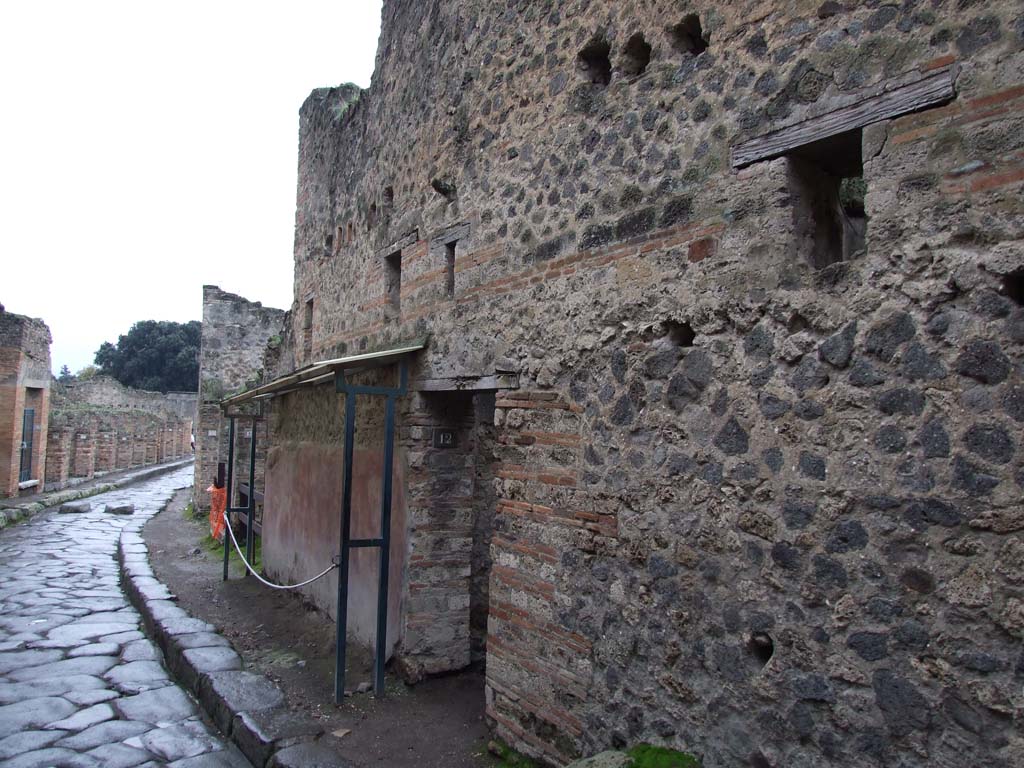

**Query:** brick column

left=94, top=430, right=116, bottom=472
left=45, top=425, right=73, bottom=487
left=144, top=426, right=158, bottom=465
left=131, top=419, right=147, bottom=467
left=71, top=428, right=95, bottom=478
left=116, top=432, right=132, bottom=469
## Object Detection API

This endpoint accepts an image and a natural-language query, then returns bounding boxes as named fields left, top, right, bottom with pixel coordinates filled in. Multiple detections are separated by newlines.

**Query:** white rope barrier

left=223, top=511, right=337, bottom=590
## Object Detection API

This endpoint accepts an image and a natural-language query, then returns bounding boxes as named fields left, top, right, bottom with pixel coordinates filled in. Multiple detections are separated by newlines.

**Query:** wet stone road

left=0, top=466, right=249, bottom=768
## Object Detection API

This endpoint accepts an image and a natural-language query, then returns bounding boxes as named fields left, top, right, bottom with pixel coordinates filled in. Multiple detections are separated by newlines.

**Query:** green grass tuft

left=627, top=744, right=701, bottom=768
left=489, top=740, right=538, bottom=768
left=205, top=530, right=262, bottom=572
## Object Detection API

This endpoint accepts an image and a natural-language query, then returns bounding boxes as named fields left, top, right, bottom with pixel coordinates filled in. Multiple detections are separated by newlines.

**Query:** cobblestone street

left=0, top=465, right=249, bottom=768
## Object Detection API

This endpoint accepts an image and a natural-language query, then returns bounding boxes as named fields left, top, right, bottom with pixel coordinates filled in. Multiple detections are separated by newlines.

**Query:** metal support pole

left=245, top=416, right=257, bottom=575
left=335, top=393, right=357, bottom=703
left=374, top=395, right=397, bottom=696
left=223, top=417, right=236, bottom=581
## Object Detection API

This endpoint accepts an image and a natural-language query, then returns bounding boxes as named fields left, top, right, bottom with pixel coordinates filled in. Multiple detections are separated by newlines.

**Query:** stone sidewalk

left=0, top=465, right=250, bottom=768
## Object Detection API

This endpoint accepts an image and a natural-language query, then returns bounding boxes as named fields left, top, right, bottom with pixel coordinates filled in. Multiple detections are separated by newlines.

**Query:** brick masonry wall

left=0, top=308, right=51, bottom=498
left=195, top=285, right=285, bottom=511
left=43, top=376, right=194, bottom=491
left=238, top=2, right=1024, bottom=766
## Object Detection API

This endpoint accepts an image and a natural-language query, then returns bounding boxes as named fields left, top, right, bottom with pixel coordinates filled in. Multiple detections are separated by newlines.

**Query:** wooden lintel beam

left=731, top=66, right=957, bottom=168
left=411, top=373, right=520, bottom=392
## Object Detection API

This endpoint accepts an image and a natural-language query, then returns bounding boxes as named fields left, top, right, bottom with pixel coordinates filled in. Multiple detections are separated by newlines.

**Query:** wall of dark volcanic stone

left=264, top=1, right=1023, bottom=765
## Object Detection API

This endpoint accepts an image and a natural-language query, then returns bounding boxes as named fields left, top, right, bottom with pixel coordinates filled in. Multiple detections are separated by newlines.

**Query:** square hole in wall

left=445, top=240, right=457, bottom=298
left=385, top=251, right=402, bottom=315
left=303, top=298, right=314, bottom=361
left=786, top=128, right=867, bottom=269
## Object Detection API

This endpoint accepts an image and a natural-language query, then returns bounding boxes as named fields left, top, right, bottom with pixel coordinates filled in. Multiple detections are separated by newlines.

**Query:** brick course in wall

left=211, top=3, right=1024, bottom=766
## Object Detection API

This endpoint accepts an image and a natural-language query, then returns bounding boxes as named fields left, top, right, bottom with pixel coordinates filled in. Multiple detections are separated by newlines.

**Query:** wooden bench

left=230, top=483, right=263, bottom=536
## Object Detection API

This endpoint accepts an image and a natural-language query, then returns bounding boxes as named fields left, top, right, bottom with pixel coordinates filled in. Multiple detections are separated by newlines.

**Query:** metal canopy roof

left=219, top=338, right=427, bottom=409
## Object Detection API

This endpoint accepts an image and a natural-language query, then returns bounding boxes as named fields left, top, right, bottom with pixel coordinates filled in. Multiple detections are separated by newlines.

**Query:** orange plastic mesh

left=208, top=485, right=227, bottom=541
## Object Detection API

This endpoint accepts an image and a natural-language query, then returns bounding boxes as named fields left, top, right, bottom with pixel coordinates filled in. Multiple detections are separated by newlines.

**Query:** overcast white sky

left=0, top=1, right=382, bottom=374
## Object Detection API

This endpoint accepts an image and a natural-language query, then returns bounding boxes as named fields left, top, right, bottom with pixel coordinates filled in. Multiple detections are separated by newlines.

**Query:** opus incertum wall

left=213, top=3, right=1024, bottom=766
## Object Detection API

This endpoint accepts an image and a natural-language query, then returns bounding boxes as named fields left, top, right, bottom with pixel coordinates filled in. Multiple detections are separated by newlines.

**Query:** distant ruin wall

left=55, top=375, right=196, bottom=419
left=44, top=374, right=194, bottom=491
left=194, top=285, right=285, bottom=511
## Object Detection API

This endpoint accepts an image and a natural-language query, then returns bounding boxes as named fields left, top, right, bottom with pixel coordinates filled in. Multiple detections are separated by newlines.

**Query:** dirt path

left=144, top=489, right=499, bottom=768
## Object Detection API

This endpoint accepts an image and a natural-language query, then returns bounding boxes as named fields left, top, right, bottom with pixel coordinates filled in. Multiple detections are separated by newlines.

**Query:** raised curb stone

left=180, top=647, right=243, bottom=691
left=267, top=742, right=354, bottom=768
left=118, top=528, right=326, bottom=766
left=199, top=671, right=286, bottom=735
left=231, top=709, right=322, bottom=768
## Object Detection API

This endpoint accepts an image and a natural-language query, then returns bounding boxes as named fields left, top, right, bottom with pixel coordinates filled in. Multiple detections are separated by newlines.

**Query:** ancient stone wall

left=58, top=375, right=197, bottom=419
left=44, top=375, right=194, bottom=491
left=0, top=306, right=52, bottom=498
left=194, top=286, right=285, bottom=511
left=257, top=2, right=1022, bottom=766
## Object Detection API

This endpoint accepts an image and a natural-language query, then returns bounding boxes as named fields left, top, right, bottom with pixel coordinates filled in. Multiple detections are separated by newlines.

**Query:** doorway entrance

left=18, top=408, right=34, bottom=483
left=397, top=387, right=498, bottom=680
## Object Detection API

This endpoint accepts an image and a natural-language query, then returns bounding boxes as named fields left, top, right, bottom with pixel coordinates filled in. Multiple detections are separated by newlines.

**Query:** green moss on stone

left=489, top=740, right=539, bottom=767
left=627, top=744, right=701, bottom=768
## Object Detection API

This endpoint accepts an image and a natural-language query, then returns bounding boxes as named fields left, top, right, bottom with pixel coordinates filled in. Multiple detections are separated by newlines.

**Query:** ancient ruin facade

left=0, top=305, right=52, bottom=498
left=215, top=2, right=1023, bottom=766
left=194, top=286, right=285, bottom=512
left=45, top=375, right=196, bottom=491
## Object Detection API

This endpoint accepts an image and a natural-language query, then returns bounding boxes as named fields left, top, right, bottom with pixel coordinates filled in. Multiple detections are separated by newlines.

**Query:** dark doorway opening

left=19, top=407, right=34, bottom=483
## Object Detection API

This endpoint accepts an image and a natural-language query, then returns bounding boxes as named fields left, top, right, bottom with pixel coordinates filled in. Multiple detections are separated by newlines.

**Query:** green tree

left=94, top=320, right=201, bottom=392
left=58, top=364, right=73, bottom=382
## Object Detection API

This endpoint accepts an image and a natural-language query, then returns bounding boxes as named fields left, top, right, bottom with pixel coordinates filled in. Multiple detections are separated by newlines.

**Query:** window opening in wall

left=445, top=240, right=457, bottom=298
left=347, top=222, right=354, bottom=244
left=367, top=203, right=377, bottom=231
left=383, top=186, right=394, bottom=211
left=578, top=35, right=612, bottom=86
left=303, top=298, right=314, bottom=361
left=385, top=250, right=402, bottom=314
left=786, top=127, right=866, bottom=269
left=324, top=232, right=333, bottom=257
left=670, top=14, right=709, bottom=56
left=336, top=225, right=344, bottom=254
left=621, top=33, right=652, bottom=77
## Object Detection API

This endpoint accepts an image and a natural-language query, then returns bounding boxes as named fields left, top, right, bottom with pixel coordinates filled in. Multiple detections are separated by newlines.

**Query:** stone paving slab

left=0, top=458, right=193, bottom=529
left=0, top=466, right=250, bottom=767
